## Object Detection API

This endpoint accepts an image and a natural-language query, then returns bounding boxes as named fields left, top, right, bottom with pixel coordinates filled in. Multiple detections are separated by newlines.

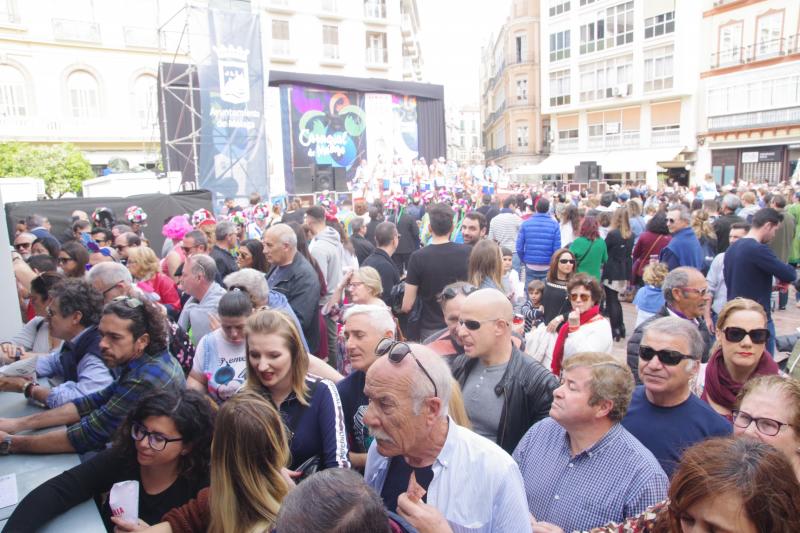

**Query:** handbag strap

left=575, top=239, right=596, bottom=264
left=641, top=235, right=663, bottom=261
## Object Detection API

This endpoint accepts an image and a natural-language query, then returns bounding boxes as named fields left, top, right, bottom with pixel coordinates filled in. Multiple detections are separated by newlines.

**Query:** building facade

left=479, top=0, right=546, bottom=172
left=695, top=0, right=800, bottom=185
left=446, top=104, right=482, bottom=164
left=538, top=0, right=703, bottom=187
left=0, top=0, right=424, bottom=179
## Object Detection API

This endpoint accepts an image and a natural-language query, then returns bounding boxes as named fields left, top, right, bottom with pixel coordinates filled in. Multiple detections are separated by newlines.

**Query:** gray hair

left=642, top=316, right=705, bottom=361
left=721, top=193, right=741, bottom=212
left=187, top=254, right=217, bottom=283
left=184, top=229, right=208, bottom=247
left=15, top=231, right=36, bottom=242
left=112, top=224, right=133, bottom=235
left=408, top=344, right=452, bottom=418
left=224, top=268, right=269, bottom=306
left=25, top=214, right=44, bottom=229
left=662, top=267, right=694, bottom=303
left=86, top=261, right=133, bottom=287
left=268, top=223, right=297, bottom=248
left=215, top=220, right=237, bottom=241
left=668, top=204, right=691, bottom=223
left=343, top=304, right=396, bottom=336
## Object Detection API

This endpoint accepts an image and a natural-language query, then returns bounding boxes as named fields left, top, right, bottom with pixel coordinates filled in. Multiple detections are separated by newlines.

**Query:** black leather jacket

left=450, top=345, right=558, bottom=455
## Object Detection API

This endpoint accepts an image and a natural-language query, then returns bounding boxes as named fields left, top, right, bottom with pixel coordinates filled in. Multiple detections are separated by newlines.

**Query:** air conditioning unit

left=613, top=84, right=629, bottom=97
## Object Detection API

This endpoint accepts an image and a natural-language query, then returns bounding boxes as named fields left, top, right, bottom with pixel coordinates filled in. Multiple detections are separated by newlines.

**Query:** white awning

left=516, top=148, right=683, bottom=175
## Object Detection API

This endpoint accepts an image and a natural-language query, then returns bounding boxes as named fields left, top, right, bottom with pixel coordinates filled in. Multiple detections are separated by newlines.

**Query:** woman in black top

left=543, top=248, right=576, bottom=333
left=602, top=208, right=635, bottom=341
left=5, top=389, right=213, bottom=532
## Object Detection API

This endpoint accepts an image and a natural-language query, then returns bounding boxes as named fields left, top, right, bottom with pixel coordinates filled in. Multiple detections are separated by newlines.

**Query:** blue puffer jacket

left=516, top=213, right=561, bottom=265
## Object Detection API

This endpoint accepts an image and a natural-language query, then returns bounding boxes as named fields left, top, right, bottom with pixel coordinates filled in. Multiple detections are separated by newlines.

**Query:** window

left=644, top=46, right=673, bottom=92
left=0, top=0, right=20, bottom=23
left=549, top=30, right=570, bottom=61
left=756, top=12, right=783, bottom=59
left=322, top=25, right=339, bottom=59
left=366, top=32, right=387, bottom=63
left=364, top=0, right=386, bottom=19
left=580, top=13, right=605, bottom=54
left=580, top=0, right=598, bottom=5
left=579, top=54, right=632, bottom=101
left=133, top=74, right=156, bottom=128
left=719, top=23, right=742, bottom=66
left=67, top=70, right=99, bottom=118
left=515, top=35, right=527, bottom=63
left=645, top=11, right=674, bottom=39
left=0, top=65, right=27, bottom=117
left=549, top=0, right=570, bottom=17
left=272, top=20, right=290, bottom=56
left=707, top=74, right=800, bottom=116
left=517, top=125, right=529, bottom=148
left=516, top=78, right=528, bottom=102
left=549, top=69, right=571, bottom=106
left=607, top=2, right=634, bottom=47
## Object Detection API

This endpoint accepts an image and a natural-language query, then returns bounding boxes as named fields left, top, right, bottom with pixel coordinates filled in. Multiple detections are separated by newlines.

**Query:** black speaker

left=574, top=161, right=602, bottom=183
left=314, top=163, right=334, bottom=192
left=332, top=166, right=348, bottom=192
left=293, top=166, right=314, bottom=194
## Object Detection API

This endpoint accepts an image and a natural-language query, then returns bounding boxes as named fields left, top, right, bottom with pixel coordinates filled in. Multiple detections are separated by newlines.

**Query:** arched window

left=0, top=65, right=27, bottom=117
left=67, top=70, right=99, bottom=118
left=133, top=74, right=157, bottom=128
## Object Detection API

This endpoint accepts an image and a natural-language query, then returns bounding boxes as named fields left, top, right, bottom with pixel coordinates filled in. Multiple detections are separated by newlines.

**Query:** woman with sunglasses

left=188, top=289, right=252, bottom=404
left=57, top=241, right=90, bottom=278
left=542, top=248, right=576, bottom=333
left=236, top=238, right=269, bottom=273
left=550, top=273, right=612, bottom=375
left=244, top=308, right=349, bottom=473
left=4, top=389, right=213, bottom=532
left=696, top=298, right=779, bottom=420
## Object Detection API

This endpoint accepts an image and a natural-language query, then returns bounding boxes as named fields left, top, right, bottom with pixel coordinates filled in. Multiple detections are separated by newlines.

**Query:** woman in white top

left=1, top=272, right=63, bottom=364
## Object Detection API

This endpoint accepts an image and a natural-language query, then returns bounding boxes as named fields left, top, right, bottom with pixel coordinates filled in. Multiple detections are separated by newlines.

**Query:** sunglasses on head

left=439, top=284, right=477, bottom=302
left=375, top=338, right=438, bottom=398
left=569, top=293, right=591, bottom=302
left=559, top=258, right=576, bottom=264
left=723, top=326, right=770, bottom=344
left=639, top=345, right=692, bottom=366
left=112, top=296, right=143, bottom=309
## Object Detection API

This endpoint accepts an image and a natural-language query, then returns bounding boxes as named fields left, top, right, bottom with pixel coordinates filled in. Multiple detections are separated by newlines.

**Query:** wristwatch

left=23, top=381, right=38, bottom=399
left=0, top=435, right=11, bottom=455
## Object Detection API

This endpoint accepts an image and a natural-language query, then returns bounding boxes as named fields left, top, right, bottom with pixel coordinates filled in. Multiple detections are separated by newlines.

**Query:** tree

left=0, top=142, right=94, bottom=198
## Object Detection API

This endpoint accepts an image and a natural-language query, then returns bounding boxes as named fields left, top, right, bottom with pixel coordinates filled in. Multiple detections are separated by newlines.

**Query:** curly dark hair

left=30, top=271, right=64, bottom=301
left=50, top=278, right=103, bottom=327
left=112, top=389, right=214, bottom=483
left=102, top=296, right=168, bottom=355
left=646, top=212, right=670, bottom=235
left=566, top=272, right=604, bottom=305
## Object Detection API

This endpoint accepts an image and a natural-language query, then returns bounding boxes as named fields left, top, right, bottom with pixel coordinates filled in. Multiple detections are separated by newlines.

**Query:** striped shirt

left=67, top=351, right=186, bottom=454
left=365, top=418, right=531, bottom=533
left=513, top=418, right=667, bottom=533
left=488, top=211, right=522, bottom=253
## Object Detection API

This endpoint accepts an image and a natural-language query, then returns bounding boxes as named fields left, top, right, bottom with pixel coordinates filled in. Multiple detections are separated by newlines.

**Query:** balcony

left=401, top=14, right=414, bottom=36
left=485, top=103, right=507, bottom=127
left=587, top=131, right=640, bottom=150
left=710, top=35, right=799, bottom=69
left=485, top=146, right=510, bottom=160
left=506, top=52, right=538, bottom=66
left=271, top=39, right=292, bottom=57
left=364, top=1, right=387, bottom=19
left=708, top=106, right=800, bottom=132
left=323, top=44, right=340, bottom=60
left=651, top=128, right=681, bottom=146
left=557, top=138, right=579, bottom=152
left=366, top=47, right=388, bottom=65
left=123, top=26, right=159, bottom=49
left=52, top=18, right=101, bottom=44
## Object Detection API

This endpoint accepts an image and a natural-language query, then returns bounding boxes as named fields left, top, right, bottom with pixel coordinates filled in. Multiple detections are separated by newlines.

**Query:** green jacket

left=570, top=236, right=608, bottom=281
left=786, top=203, right=800, bottom=263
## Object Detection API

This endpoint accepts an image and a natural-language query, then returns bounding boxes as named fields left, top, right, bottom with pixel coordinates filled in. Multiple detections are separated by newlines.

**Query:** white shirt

left=564, top=318, right=613, bottom=360
left=364, top=419, right=531, bottom=533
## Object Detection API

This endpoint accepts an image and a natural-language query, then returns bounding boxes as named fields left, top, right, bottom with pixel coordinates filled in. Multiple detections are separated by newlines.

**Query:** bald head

left=464, top=288, right=513, bottom=321
left=457, top=288, right=514, bottom=361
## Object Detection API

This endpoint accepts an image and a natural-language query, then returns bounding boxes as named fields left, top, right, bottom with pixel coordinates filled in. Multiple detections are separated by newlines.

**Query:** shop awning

left=514, top=148, right=684, bottom=175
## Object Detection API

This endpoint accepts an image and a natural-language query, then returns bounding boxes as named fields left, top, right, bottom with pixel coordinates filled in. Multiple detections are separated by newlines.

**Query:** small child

left=633, top=262, right=669, bottom=327
left=520, top=280, right=545, bottom=333
left=501, top=247, right=522, bottom=303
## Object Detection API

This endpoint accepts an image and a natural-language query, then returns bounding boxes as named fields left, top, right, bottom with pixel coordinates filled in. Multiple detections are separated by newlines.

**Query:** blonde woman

left=245, top=309, right=349, bottom=472
left=467, top=240, right=504, bottom=291
left=691, top=209, right=718, bottom=274
left=127, top=246, right=181, bottom=312
left=151, top=390, right=291, bottom=533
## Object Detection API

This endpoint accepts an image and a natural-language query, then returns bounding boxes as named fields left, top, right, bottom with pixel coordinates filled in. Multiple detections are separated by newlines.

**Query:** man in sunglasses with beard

left=621, top=317, right=731, bottom=478
left=450, top=288, right=558, bottom=455
left=362, top=341, right=530, bottom=533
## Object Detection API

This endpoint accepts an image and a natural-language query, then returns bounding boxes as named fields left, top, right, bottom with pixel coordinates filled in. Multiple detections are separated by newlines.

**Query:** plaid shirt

left=67, top=351, right=185, bottom=453
left=513, top=418, right=668, bottom=533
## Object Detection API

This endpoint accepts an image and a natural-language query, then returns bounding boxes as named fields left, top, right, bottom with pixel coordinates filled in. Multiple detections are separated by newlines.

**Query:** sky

left=418, top=0, right=512, bottom=109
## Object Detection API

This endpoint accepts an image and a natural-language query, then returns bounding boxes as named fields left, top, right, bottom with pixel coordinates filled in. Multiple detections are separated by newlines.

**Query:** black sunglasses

left=639, top=345, right=693, bottom=366
left=375, top=338, right=438, bottom=398
left=723, top=326, right=770, bottom=344
left=14, top=242, right=32, bottom=250
left=439, top=284, right=477, bottom=302
left=458, top=318, right=506, bottom=331
left=559, top=258, right=576, bottom=264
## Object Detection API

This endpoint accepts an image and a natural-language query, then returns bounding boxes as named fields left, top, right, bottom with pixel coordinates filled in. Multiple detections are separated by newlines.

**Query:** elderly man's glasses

left=731, top=410, right=792, bottom=437
left=14, top=242, right=32, bottom=251
left=375, top=338, right=438, bottom=398
left=131, top=422, right=183, bottom=451
left=639, top=345, right=692, bottom=366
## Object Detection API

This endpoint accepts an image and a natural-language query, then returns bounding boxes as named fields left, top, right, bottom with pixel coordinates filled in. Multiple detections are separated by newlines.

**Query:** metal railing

left=585, top=131, right=640, bottom=149
left=364, top=1, right=386, bottom=19
left=484, top=146, right=510, bottom=160
left=323, top=44, right=340, bottom=60
left=557, top=138, right=579, bottom=152
left=272, top=39, right=291, bottom=56
left=52, top=18, right=101, bottom=43
left=710, top=35, right=800, bottom=69
left=708, top=106, right=800, bottom=131
left=366, top=46, right=387, bottom=64
left=485, top=103, right=507, bottom=126
left=651, top=128, right=681, bottom=145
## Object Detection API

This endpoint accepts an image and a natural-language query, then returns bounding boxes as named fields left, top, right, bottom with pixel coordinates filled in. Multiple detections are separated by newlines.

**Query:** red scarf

left=551, top=305, right=601, bottom=375
left=701, top=348, right=779, bottom=411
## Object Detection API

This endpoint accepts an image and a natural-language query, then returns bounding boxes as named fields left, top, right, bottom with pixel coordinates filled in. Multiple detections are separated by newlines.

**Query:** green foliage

left=0, top=142, right=94, bottom=198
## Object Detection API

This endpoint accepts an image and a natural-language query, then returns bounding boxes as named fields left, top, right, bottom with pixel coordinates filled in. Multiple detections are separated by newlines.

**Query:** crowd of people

left=2, top=174, right=800, bottom=532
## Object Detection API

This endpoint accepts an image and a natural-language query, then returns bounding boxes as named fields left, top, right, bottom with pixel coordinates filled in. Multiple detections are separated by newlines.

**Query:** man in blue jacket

left=516, top=197, right=561, bottom=285
left=660, top=205, right=703, bottom=271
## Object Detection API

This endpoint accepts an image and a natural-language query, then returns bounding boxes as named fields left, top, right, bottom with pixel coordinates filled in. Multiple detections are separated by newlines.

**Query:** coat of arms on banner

left=213, top=45, right=250, bottom=104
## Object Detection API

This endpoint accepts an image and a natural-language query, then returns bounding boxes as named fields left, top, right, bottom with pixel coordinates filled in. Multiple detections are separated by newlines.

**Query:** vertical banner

left=198, top=9, right=267, bottom=209
left=287, top=85, right=366, bottom=180
left=392, top=94, right=419, bottom=162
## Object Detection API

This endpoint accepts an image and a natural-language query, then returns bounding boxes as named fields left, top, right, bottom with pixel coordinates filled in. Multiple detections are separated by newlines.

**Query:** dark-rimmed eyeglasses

left=438, top=284, right=477, bottom=302
left=131, top=422, right=183, bottom=451
left=101, top=283, right=120, bottom=297
left=731, top=410, right=792, bottom=437
left=375, top=338, right=438, bottom=398
left=639, top=345, right=692, bottom=366
left=112, top=296, right=143, bottom=308
left=723, top=326, right=770, bottom=345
